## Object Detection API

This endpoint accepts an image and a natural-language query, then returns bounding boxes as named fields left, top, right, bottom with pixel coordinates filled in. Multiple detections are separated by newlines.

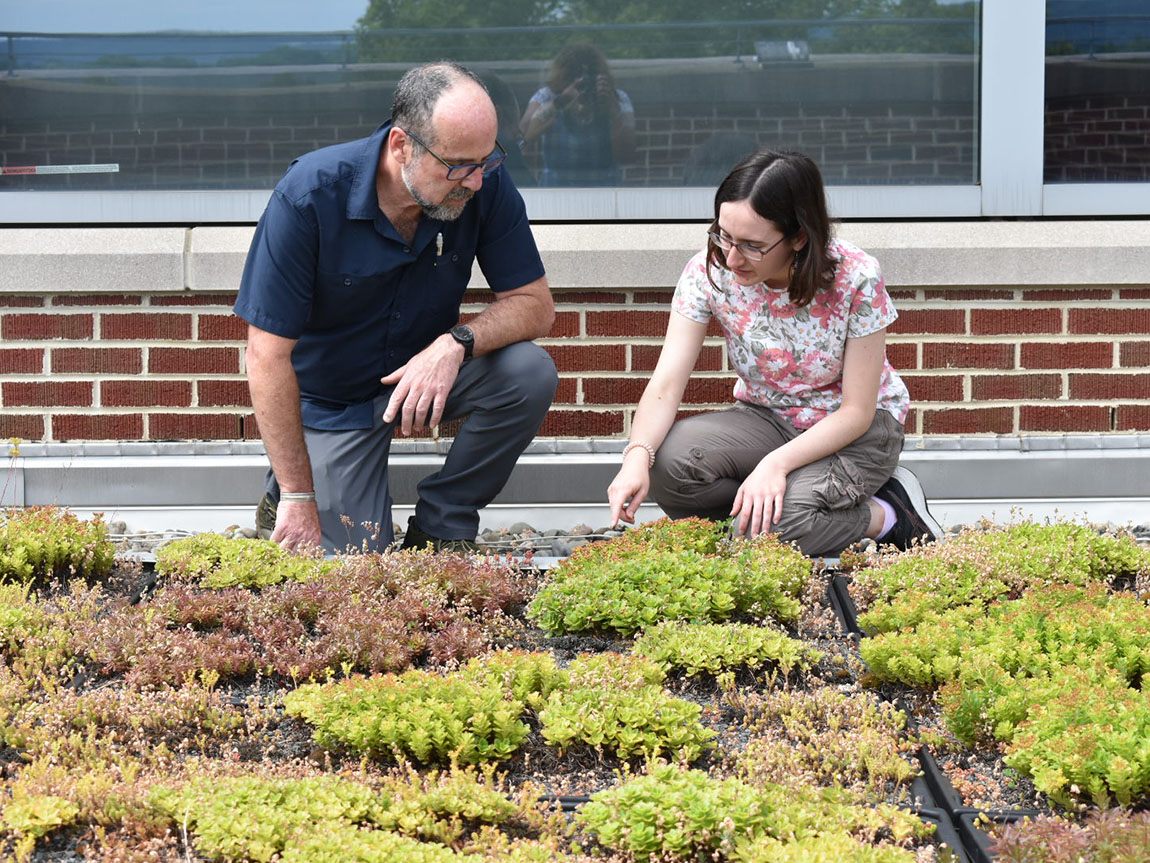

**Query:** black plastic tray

left=919, top=807, right=972, bottom=863
left=828, top=571, right=866, bottom=637
left=953, top=808, right=1041, bottom=863
left=918, top=747, right=965, bottom=815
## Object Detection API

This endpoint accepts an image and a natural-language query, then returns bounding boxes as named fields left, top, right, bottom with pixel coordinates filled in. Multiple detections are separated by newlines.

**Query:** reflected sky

left=3, top=0, right=368, bottom=33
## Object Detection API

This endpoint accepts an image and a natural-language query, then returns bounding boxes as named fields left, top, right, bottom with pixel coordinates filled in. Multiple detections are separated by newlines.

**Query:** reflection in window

left=0, top=2, right=980, bottom=200
left=1045, top=0, right=1150, bottom=183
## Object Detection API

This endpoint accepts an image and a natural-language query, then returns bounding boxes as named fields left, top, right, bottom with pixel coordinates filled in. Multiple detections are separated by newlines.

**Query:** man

left=236, top=61, right=557, bottom=554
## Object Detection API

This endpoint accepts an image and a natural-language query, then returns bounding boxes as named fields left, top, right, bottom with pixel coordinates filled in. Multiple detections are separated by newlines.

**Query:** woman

left=607, top=149, right=940, bottom=556
left=519, top=42, right=635, bottom=187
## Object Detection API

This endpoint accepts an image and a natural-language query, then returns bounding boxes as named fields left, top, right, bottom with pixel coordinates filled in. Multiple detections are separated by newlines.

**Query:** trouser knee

left=488, top=342, right=558, bottom=414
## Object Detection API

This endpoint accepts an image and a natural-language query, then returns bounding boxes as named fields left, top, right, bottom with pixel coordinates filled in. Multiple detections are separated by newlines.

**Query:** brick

left=922, top=342, right=1014, bottom=370
left=2, top=314, right=93, bottom=340
left=885, top=342, right=917, bottom=370
left=151, top=293, right=239, bottom=306
left=53, top=414, right=143, bottom=440
left=972, top=374, right=1063, bottom=400
left=923, top=289, right=1015, bottom=301
left=1119, top=342, right=1150, bottom=367
left=632, top=344, right=724, bottom=372
left=198, top=380, right=252, bottom=407
left=538, top=410, right=624, bottom=437
left=197, top=314, right=248, bottom=341
left=902, top=407, right=919, bottom=434
left=242, top=413, right=262, bottom=440
left=922, top=407, right=1013, bottom=435
left=1023, top=288, right=1111, bottom=301
left=888, top=289, right=917, bottom=301
left=553, top=378, right=578, bottom=404
left=633, top=291, right=676, bottom=304
left=545, top=344, right=626, bottom=373
left=150, top=413, right=243, bottom=440
left=51, top=348, right=142, bottom=375
left=101, top=380, right=192, bottom=408
left=1020, top=405, right=1109, bottom=433
left=683, top=377, right=735, bottom=404
left=553, top=291, right=626, bottom=304
left=1020, top=341, right=1112, bottom=369
left=971, top=308, right=1062, bottom=335
left=902, top=374, right=964, bottom=402
left=0, top=414, right=44, bottom=440
left=1117, top=288, right=1150, bottom=300
left=0, top=297, right=44, bottom=308
left=549, top=312, right=581, bottom=338
left=587, top=311, right=669, bottom=338
left=0, top=349, right=45, bottom=374
left=888, top=309, right=965, bottom=335
left=1069, top=308, right=1150, bottom=335
left=1115, top=405, right=1150, bottom=431
left=101, top=313, right=192, bottom=341
left=583, top=377, right=646, bottom=405
left=1069, top=373, right=1150, bottom=400
left=3, top=381, right=92, bottom=407
left=52, top=294, right=144, bottom=306
left=149, top=347, right=241, bottom=375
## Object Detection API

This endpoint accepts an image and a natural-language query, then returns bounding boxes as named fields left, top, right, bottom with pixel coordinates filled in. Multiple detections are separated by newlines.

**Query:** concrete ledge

left=6, top=221, right=1150, bottom=294
left=0, top=228, right=186, bottom=293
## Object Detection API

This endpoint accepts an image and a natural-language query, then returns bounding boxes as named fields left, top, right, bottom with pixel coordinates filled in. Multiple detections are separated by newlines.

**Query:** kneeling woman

left=607, top=149, right=939, bottom=556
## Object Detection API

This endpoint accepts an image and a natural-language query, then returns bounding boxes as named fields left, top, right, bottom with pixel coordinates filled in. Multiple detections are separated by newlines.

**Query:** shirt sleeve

left=843, top=251, right=898, bottom=339
left=233, top=189, right=319, bottom=339
left=474, top=168, right=547, bottom=292
left=671, top=249, right=714, bottom=324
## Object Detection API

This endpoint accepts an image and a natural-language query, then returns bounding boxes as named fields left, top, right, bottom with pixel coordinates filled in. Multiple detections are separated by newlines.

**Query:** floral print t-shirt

left=672, top=238, right=910, bottom=429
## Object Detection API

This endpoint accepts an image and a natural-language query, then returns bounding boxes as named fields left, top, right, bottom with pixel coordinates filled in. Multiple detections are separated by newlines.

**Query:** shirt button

left=343, top=278, right=351, bottom=286
left=403, top=247, right=411, bottom=254
left=451, top=253, right=459, bottom=262
left=393, top=313, right=400, bottom=320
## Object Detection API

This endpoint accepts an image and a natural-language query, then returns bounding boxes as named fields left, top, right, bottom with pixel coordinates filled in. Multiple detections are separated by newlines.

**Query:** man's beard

left=402, top=161, right=474, bottom=222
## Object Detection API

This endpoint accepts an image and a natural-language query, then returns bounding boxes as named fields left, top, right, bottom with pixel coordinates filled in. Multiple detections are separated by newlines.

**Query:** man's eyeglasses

left=403, top=128, right=506, bottom=181
left=708, top=230, right=789, bottom=262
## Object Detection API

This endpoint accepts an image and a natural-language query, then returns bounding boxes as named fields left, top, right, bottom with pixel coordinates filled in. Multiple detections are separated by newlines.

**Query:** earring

left=788, top=250, right=799, bottom=282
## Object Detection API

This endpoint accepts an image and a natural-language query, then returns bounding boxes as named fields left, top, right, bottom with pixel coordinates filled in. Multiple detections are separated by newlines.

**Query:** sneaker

left=256, top=493, right=277, bottom=540
left=399, top=515, right=485, bottom=554
left=874, top=466, right=942, bottom=550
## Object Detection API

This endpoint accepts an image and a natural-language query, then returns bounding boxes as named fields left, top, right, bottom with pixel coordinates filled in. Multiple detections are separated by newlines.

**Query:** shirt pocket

left=311, top=271, right=393, bottom=330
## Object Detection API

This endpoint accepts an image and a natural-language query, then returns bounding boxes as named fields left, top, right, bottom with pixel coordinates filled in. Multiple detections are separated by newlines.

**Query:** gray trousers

left=649, top=402, right=904, bottom=557
left=266, top=341, right=558, bottom=553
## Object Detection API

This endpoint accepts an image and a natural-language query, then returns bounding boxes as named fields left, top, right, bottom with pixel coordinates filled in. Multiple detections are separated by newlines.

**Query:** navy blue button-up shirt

left=235, top=121, right=546, bottom=430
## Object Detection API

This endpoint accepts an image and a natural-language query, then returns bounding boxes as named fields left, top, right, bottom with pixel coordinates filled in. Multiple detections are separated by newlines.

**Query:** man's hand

left=381, top=334, right=465, bottom=435
left=272, top=499, right=323, bottom=552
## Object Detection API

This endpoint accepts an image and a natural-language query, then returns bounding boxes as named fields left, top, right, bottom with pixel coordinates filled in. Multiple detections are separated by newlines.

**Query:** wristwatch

left=450, top=324, right=475, bottom=360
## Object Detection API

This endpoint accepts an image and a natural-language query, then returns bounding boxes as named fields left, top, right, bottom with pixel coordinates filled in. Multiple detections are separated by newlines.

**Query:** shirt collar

left=346, top=121, right=392, bottom=222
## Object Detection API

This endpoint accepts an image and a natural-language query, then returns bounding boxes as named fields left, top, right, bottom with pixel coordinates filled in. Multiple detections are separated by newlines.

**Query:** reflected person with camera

left=520, top=42, right=635, bottom=187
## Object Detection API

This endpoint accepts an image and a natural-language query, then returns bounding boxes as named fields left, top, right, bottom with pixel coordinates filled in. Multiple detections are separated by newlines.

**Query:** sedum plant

left=576, top=763, right=930, bottom=862
left=851, top=520, right=1150, bottom=635
left=632, top=621, right=821, bottom=678
left=735, top=832, right=917, bottom=862
left=0, top=506, right=114, bottom=584
left=155, top=532, right=335, bottom=588
left=529, top=518, right=811, bottom=635
left=992, top=807, right=1150, bottom=863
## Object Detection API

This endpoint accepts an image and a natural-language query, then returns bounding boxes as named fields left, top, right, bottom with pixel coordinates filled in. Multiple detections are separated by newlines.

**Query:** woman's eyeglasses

left=708, top=230, right=789, bottom=262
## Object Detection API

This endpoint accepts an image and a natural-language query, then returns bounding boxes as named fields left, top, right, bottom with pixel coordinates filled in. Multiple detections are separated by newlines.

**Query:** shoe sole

left=891, top=465, right=943, bottom=542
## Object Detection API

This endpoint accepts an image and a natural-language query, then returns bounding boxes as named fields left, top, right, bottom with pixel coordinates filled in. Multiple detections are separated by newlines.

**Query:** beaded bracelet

left=279, top=491, right=316, bottom=503
left=622, top=440, right=657, bottom=468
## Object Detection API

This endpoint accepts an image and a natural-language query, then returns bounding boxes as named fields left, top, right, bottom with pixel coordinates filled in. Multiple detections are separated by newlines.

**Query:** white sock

left=874, top=497, right=897, bottom=538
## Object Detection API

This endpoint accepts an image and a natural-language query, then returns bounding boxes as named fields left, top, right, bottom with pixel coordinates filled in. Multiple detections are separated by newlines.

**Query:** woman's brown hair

left=706, top=149, right=836, bottom=307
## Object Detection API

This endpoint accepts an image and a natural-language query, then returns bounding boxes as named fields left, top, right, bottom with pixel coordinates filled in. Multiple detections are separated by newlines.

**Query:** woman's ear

left=791, top=228, right=809, bottom=252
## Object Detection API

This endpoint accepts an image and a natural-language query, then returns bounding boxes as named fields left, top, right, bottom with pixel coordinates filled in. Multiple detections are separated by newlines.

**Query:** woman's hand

left=731, top=455, right=789, bottom=538
left=608, top=456, right=651, bottom=526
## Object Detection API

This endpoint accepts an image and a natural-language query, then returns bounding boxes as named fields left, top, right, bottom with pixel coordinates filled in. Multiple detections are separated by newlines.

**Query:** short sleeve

left=528, top=87, right=553, bottom=105
left=671, top=249, right=714, bottom=324
left=474, top=168, right=547, bottom=292
left=843, top=252, right=898, bottom=339
left=234, top=190, right=319, bottom=339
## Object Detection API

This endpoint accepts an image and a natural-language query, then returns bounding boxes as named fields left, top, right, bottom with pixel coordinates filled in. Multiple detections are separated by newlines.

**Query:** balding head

left=391, top=61, right=495, bottom=148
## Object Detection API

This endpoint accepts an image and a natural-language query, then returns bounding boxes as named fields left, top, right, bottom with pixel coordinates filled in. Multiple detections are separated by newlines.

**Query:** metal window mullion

left=980, top=0, right=1047, bottom=216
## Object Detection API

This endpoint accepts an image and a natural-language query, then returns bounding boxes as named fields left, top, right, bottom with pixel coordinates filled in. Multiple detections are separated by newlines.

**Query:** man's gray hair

left=391, top=61, right=487, bottom=149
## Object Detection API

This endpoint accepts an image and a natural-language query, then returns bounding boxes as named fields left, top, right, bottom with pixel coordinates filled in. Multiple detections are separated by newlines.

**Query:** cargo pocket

left=815, top=454, right=867, bottom=510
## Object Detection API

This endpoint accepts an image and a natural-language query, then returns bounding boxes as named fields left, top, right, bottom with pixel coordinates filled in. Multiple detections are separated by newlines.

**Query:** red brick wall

left=1, top=286, right=1148, bottom=442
